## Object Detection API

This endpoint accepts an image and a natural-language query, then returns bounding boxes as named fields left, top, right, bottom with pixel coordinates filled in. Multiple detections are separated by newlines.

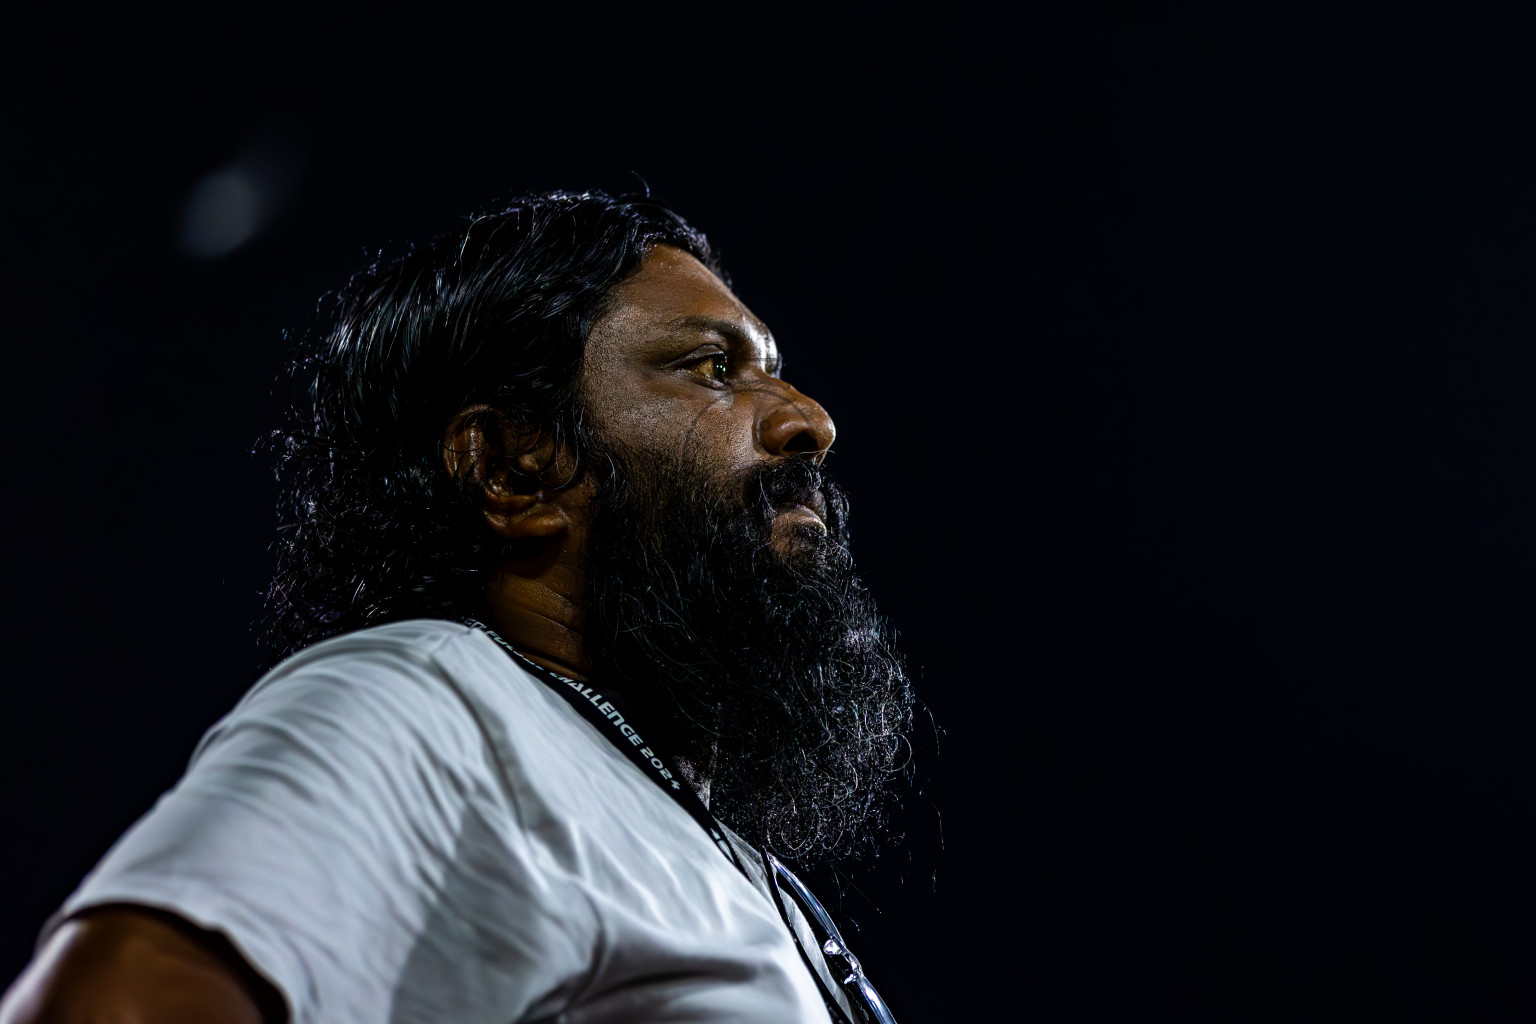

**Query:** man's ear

left=442, top=406, right=570, bottom=540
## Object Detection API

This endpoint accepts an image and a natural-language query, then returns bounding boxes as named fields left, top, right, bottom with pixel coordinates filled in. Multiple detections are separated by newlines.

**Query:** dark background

left=5, top=4, right=1536, bottom=1020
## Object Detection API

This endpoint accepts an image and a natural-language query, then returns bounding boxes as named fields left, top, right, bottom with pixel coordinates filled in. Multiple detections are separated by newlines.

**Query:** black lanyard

left=463, top=618, right=748, bottom=878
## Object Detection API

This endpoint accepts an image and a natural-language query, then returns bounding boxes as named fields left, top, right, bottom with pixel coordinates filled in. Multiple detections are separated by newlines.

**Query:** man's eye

left=688, top=352, right=729, bottom=382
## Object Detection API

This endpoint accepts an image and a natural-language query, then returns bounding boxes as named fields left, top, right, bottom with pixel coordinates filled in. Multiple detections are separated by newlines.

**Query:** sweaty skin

left=0, top=246, right=837, bottom=1023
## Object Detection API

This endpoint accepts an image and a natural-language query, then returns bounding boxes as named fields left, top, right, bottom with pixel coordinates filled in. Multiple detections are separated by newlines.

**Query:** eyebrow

left=664, top=314, right=783, bottom=373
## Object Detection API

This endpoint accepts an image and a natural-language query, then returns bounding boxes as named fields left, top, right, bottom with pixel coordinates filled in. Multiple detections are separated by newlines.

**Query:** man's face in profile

left=579, top=244, right=837, bottom=557
left=568, top=245, right=915, bottom=863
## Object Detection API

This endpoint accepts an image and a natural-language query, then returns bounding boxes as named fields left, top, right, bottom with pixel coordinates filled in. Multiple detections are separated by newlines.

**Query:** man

left=1, top=192, right=915, bottom=1023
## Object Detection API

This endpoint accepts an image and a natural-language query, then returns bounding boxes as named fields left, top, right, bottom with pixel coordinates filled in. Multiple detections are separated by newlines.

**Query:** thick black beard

left=580, top=447, right=915, bottom=864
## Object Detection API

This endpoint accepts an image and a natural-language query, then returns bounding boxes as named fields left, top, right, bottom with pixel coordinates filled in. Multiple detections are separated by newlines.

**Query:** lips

left=774, top=489, right=828, bottom=532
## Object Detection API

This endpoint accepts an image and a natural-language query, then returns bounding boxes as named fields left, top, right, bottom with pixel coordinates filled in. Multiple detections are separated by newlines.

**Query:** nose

left=758, top=384, right=837, bottom=464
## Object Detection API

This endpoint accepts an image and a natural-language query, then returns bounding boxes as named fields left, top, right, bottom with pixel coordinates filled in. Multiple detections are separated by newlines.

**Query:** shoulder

left=244, top=618, right=520, bottom=706
left=45, top=620, right=600, bottom=1021
left=263, top=618, right=482, bottom=677
left=197, top=619, right=538, bottom=772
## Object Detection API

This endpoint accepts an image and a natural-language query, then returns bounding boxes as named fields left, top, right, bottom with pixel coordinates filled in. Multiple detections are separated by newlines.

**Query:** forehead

left=591, top=245, right=776, bottom=357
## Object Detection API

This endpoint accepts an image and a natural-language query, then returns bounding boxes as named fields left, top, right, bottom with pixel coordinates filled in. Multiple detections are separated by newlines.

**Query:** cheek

left=608, top=391, right=761, bottom=466
left=681, top=403, right=761, bottom=464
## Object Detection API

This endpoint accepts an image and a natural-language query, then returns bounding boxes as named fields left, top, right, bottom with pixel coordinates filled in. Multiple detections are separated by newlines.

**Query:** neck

left=484, top=549, right=595, bottom=682
left=483, top=555, right=717, bottom=803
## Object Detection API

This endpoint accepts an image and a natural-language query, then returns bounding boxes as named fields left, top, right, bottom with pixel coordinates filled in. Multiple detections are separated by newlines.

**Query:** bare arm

left=0, top=906, right=285, bottom=1024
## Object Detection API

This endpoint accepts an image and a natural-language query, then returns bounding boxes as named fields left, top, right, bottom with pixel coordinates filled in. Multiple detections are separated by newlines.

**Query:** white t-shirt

left=46, top=620, right=854, bottom=1023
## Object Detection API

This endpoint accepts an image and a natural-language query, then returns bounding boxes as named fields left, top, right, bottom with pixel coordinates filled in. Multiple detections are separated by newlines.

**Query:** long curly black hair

left=262, top=191, right=721, bottom=657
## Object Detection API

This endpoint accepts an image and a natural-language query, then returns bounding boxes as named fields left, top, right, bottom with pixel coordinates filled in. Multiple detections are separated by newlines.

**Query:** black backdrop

left=6, top=5, right=1536, bottom=1020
